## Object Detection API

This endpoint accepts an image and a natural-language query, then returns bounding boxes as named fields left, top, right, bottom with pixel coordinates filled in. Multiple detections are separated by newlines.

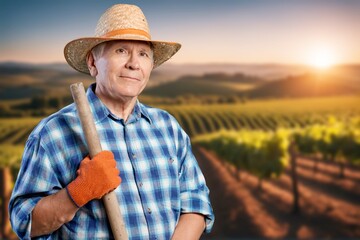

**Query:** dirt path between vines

left=196, top=146, right=360, bottom=240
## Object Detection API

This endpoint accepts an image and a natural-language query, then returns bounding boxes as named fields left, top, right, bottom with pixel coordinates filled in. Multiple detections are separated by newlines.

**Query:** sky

left=1, top=0, right=360, bottom=66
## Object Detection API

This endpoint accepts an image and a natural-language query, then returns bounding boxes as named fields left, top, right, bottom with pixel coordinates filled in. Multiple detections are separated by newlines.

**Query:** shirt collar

left=136, top=101, right=152, bottom=125
left=86, top=83, right=152, bottom=125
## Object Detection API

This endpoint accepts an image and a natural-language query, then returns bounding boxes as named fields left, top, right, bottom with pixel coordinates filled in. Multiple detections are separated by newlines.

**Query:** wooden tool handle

left=70, top=82, right=128, bottom=240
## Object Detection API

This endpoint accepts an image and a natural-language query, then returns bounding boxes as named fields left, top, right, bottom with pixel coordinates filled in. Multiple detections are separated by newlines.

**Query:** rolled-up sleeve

left=178, top=133, right=215, bottom=233
left=9, top=136, right=60, bottom=239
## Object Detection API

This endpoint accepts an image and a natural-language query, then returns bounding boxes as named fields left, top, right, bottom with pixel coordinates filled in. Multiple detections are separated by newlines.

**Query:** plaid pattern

left=9, top=84, right=214, bottom=239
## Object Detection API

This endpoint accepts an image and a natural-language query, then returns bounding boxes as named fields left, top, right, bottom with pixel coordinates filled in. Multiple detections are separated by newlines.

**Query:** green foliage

left=194, top=129, right=290, bottom=180
left=195, top=116, right=360, bottom=181
left=293, top=117, right=360, bottom=165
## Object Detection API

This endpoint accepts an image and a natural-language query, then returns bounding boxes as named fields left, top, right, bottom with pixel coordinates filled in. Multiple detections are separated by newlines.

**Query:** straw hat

left=64, top=4, right=181, bottom=74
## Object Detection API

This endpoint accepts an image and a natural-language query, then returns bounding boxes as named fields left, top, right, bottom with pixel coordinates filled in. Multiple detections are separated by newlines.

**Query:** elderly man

left=9, top=4, right=214, bottom=240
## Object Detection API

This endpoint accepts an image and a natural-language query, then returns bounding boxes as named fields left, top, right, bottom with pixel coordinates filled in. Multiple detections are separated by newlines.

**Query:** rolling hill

left=244, top=72, right=360, bottom=99
left=0, top=62, right=359, bottom=100
left=144, top=70, right=360, bottom=99
left=0, top=62, right=93, bottom=100
left=143, top=73, right=262, bottom=97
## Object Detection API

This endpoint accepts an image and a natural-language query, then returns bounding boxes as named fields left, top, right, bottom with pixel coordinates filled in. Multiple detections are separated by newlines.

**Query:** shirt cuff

left=10, top=196, right=41, bottom=239
left=180, top=191, right=215, bottom=233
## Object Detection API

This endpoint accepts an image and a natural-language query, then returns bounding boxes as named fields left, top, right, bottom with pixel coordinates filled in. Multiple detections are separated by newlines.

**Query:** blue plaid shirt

left=9, top=84, right=214, bottom=239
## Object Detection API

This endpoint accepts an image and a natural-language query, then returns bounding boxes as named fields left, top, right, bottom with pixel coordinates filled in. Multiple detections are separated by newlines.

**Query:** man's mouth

left=121, top=76, right=140, bottom=81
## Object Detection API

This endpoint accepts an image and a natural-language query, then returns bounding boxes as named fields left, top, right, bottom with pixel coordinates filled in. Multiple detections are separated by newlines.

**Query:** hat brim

left=64, top=37, right=181, bottom=74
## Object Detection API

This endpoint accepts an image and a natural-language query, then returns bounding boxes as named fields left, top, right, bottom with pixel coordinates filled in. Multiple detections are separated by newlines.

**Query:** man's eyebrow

left=140, top=47, right=151, bottom=51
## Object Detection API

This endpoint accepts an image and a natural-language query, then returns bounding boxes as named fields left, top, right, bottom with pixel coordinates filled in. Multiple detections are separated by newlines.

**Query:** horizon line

left=1, top=60, right=360, bottom=67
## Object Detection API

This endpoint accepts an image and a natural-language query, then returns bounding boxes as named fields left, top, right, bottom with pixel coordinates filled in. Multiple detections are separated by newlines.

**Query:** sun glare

left=307, top=47, right=336, bottom=70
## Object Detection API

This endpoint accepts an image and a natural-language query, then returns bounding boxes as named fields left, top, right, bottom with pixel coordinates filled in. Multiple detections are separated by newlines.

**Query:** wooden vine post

left=289, top=140, right=300, bottom=214
left=0, top=167, right=13, bottom=238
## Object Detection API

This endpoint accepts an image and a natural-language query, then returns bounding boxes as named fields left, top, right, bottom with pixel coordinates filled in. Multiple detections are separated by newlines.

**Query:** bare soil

left=196, top=146, right=360, bottom=240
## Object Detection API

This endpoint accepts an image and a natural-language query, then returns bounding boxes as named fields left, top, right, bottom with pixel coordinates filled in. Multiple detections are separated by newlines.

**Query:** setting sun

left=307, top=47, right=337, bottom=69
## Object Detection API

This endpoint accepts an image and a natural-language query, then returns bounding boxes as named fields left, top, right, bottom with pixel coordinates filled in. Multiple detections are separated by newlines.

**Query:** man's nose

left=125, top=53, right=140, bottom=70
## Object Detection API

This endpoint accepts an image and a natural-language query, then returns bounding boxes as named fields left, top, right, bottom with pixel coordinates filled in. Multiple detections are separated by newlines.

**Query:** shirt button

left=132, top=153, right=136, bottom=158
left=147, top=208, right=152, bottom=214
left=139, top=182, right=143, bottom=187
left=169, top=158, right=174, bottom=163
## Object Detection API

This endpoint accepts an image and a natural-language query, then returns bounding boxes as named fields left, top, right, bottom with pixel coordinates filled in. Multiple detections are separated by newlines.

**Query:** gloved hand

left=66, top=150, right=121, bottom=207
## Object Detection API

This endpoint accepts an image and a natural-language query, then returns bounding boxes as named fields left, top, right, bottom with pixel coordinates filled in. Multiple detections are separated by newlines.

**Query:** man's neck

left=97, top=94, right=137, bottom=121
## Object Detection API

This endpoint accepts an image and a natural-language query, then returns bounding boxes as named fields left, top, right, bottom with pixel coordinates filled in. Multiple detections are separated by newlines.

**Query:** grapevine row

left=194, top=117, right=360, bottom=183
left=194, top=129, right=291, bottom=184
left=165, top=105, right=358, bottom=137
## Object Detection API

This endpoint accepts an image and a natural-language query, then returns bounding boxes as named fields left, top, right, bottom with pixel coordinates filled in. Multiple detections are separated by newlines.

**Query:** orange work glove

left=66, top=150, right=121, bottom=207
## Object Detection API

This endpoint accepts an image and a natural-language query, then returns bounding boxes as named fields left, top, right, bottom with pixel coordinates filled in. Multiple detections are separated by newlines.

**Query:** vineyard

left=161, top=96, right=360, bottom=136
left=196, top=147, right=360, bottom=239
left=0, top=96, right=360, bottom=239
left=0, top=118, right=41, bottom=239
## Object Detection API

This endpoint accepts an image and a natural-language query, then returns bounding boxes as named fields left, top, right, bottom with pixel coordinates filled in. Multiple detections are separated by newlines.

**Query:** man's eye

left=140, top=52, right=149, bottom=57
left=116, top=48, right=126, bottom=54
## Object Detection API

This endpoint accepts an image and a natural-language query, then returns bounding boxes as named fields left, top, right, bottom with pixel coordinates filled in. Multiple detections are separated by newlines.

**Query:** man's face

left=92, top=40, right=154, bottom=101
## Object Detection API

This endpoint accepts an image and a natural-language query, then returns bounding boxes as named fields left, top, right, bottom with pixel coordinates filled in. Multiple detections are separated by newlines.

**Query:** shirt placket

left=124, top=121, right=160, bottom=240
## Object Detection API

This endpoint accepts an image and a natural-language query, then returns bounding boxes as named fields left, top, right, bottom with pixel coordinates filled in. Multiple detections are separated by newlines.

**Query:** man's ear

left=86, top=52, right=98, bottom=77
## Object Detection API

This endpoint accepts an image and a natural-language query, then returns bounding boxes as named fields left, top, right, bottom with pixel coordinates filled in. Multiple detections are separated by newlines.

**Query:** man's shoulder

left=30, top=103, right=78, bottom=137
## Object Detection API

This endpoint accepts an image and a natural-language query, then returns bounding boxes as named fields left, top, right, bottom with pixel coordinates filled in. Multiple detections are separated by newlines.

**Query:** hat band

left=101, top=28, right=151, bottom=40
